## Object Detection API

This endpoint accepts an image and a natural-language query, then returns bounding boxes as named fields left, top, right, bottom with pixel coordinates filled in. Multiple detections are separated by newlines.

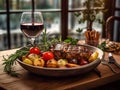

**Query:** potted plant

left=74, top=0, right=106, bottom=46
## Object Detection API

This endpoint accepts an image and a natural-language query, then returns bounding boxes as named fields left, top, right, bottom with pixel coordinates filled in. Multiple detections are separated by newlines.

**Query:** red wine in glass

left=20, top=22, right=44, bottom=38
left=20, top=12, right=44, bottom=45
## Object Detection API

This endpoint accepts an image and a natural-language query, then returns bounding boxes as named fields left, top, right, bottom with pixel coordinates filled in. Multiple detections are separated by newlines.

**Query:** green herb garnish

left=40, top=28, right=61, bottom=52
left=2, top=47, right=29, bottom=77
left=64, top=37, right=78, bottom=45
left=98, top=41, right=109, bottom=51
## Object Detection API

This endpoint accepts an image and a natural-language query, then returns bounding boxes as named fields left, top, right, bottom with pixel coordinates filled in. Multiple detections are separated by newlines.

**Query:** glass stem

left=30, top=38, right=35, bottom=45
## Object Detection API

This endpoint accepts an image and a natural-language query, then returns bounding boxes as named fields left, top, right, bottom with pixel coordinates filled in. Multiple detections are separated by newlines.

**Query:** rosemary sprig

left=40, top=28, right=50, bottom=52
left=40, top=28, right=62, bottom=52
left=2, top=47, right=29, bottom=77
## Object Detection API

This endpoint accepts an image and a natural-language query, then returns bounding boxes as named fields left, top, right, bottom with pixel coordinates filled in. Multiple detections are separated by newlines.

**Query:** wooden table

left=0, top=49, right=120, bottom=90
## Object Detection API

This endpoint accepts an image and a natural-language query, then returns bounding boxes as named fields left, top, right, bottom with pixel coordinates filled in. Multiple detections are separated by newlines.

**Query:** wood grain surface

left=0, top=49, right=120, bottom=90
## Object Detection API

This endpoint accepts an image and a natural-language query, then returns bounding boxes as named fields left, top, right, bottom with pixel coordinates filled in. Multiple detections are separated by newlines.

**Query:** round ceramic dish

left=17, top=44, right=104, bottom=77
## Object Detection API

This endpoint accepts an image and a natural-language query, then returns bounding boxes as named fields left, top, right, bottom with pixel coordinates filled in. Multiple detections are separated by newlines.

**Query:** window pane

left=35, top=0, right=61, bottom=9
left=69, top=0, right=105, bottom=10
left=114, top=10, right=120, bottom=41
left=0, top=0, right=6, bottom=10
left=69, top=0, right=85, bottom=9
left=10, top=13, right=27, bottom=48
left=44, top=12, right=60, bottom=33
left=68, top=12, right=86, bottom=39
left=37, top=12, right=61, bottom=42
left=68, top=11, right=103, bottom=39
left=92, top=12, right=103, bottom=33
left=9, top=0, right=61, bottom=10
left=0, top=15, right=7, bottom=30
left=10, top=0, right=32, bottom=10
left=10, top=14, right=21, bottom=30
left=115, top=0, right=120, bottom=7
left=0, top=14, right=7, bottom=50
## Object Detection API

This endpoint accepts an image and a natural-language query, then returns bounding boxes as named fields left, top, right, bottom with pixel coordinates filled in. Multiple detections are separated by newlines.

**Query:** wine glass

left=20, top=12, right=44, bottom=45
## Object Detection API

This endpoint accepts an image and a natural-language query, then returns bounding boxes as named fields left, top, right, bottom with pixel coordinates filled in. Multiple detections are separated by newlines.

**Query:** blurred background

left=0, top=0, right=120, bottom=50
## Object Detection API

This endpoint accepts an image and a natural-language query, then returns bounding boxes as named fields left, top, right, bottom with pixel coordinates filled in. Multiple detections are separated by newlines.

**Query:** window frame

left=0, top=0, right=108, bottom=49
left=102, top=0, right=116, bottom=38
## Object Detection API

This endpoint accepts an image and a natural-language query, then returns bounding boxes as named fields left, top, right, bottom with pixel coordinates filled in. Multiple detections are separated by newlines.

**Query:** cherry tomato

left=30, top=47, right=41, bottom=55
left=42, top=51, right=54, bottom=61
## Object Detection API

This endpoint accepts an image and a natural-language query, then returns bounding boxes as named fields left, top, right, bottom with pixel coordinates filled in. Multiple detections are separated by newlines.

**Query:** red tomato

left=30, top=47, right=41, bottom=55
left=42, top=51, right=54, bottom=61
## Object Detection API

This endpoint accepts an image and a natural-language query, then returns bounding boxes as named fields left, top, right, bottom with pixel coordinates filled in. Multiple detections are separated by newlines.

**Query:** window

left=101, top=0, right=120, bottom=41
left=112, top=0, right=120, bottom=41
left=0, top=0, right=105, bottom=50
left=68, top=0, right=105, bottom=39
